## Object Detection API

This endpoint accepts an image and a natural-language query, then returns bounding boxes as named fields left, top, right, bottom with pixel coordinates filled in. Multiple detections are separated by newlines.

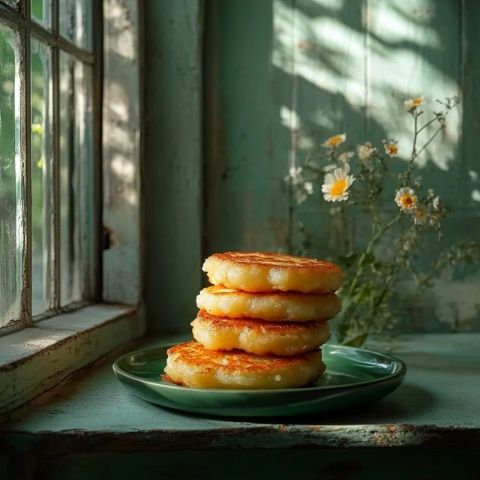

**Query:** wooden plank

left=283, top=0, right=478, bottom=333
left=366, top=0, right=479, bottom=332
left=144, top=0, right=204, bottom=332
left=366, top=0, right=462, bottom=204
left=289, top=0, right=367, bottom=257
left=102, top=0, right=141, bottom=305
left=2, top=333, right=480, bottom=435
left=204, top=0, right=291, bottom=255
left=460, top=0, right=480, bottom=209
left=4, top=332, right=480, bottom=478
left=2, top=448, right=480, bottom=480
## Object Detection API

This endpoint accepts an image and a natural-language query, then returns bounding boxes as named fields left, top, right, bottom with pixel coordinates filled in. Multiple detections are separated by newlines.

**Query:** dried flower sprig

left=286, top=95, right=478, bottom=346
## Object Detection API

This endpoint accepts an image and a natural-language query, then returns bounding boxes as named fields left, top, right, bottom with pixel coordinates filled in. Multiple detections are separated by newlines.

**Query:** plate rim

left=112, top=343, right=407, bottom=394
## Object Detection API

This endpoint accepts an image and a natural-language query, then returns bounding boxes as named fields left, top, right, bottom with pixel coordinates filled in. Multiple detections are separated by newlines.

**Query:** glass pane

left=31, top=39, right=53, bottom=316
left=0, top=24, right=22, bottom=328
left=59, top=53, right=93, bottom=305
left=75, top=60, right=94, bottom=298
left=31, top=0, right=52, bottom=29
left=59, top=52, right=79, bottom=305
left=59, top=0, right=93, bottom=50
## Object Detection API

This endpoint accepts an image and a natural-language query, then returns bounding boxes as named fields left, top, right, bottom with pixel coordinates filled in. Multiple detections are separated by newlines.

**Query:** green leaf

left=359, top=252, right=375, bottom=268
left=337, top=251, right=358, bottom=268
left=352, top=284, right=372, bottom=305
left=341, top=296, right=352, bottom=312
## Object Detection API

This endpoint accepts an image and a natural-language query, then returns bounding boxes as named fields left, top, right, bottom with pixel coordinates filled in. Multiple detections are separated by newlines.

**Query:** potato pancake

left=196, top=286, right=341, bottom=322
left=192, top=311, right=330, bottom=356
left=164, top=341, right=325, bottom=389
left=202, top=251, right=342, bottom=293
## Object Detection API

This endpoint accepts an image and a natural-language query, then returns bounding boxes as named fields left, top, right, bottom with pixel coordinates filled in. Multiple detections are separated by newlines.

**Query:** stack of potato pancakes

left=164, top=252, right=342, bottom=389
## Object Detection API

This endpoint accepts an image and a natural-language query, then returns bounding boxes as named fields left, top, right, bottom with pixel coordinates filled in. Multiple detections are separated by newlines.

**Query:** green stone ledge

left=1, top=333, right=480, bottom=453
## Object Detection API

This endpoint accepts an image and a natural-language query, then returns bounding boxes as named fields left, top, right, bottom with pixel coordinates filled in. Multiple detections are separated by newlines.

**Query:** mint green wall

left=145, top=0, right=480, bottom=333
left=144, top=0, right=204, bottom=333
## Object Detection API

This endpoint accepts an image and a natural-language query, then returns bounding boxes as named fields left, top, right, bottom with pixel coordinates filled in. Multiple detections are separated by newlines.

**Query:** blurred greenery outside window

left=0, top=0, right=97, bottom=334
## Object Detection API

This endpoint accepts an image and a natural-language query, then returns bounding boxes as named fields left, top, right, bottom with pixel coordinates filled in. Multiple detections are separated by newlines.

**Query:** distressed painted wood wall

left=203, top=0, right=480, bottom=333
left=145, top=0, right=204, bottom=333
left=145, top=0, right=479, bottom=333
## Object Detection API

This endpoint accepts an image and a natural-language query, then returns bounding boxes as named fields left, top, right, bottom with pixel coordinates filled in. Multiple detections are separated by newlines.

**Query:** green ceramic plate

left=113, top=344, right=406, bottom=417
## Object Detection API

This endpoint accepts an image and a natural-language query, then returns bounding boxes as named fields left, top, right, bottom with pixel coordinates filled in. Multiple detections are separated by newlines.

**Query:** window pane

left=31, top=39, right=53, bottom=316
left=75, top=61, right=94, bottom=299
left=59, top=0, right=93, bottom=51
left=59, top=53, right=93, bottom=305
left=59, top=52, right=79, bottom=305
left=31, top=0, right=52, bottom=29
left=0, top=24, right=22, bottom=328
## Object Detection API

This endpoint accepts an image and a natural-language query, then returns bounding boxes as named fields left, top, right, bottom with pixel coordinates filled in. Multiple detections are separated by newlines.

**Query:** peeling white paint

left=432, top=269, right=480, bottom=330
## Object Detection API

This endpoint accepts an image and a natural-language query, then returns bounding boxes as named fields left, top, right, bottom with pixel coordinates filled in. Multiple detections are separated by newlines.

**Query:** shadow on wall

left=102, top=0, right=141, bottom=306
left=204, top=0, right=480, bottom=332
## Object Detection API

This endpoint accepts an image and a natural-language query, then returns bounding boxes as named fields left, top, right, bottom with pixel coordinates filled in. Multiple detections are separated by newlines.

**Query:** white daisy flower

left=322, top=133, right=346, bottom=148
left=357, top=142, right=376, bottom=161
left=395, top=187, right=417, bottom=212
left=383, top=139, right=399, bottom=158
left=321, top=164, right=355, bottom=202
left=323, top=163, right=337, bottom=172
left=404, top=96, right=424, bottom=112
left=285, top=166, right=303, bottom=185
left=338, top=151, right=354, bottom=164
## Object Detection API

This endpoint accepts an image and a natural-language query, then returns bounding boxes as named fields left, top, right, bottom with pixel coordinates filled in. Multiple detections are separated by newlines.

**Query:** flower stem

left=417, top=116, right=438, bottom=134
left=345, top=213, right=402, bottom=300
left=367, top=213, right=402, bottom=254
left=410, top=114, right=418, bottom=162
left=416, top=126, right=444, bottom=157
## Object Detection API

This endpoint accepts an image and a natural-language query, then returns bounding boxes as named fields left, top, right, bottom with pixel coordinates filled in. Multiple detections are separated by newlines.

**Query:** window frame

left=0, top=0, right=144, bottom=416
left=0, top=0, right=100, bottom=332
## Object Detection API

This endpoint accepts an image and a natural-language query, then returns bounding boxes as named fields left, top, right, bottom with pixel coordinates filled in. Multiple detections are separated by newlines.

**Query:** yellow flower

left=395, top=187, right=417, bottom=212
left=404, top=96, right=424, bottom=112
left=322, top=164, right=355, bottom=202
left=384, top=140, right=399, bottom=157
left=322, top=133, right=346, bottom=148
left=32, top=123, right=44, bottom=135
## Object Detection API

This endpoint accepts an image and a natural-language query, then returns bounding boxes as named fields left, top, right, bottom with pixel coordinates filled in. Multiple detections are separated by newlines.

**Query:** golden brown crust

left=196, top=310, right=326, bottom=333
left=209, top=252, right=340, bottom=271
left=165, top=341, right=326, bottom=388
left=202, top=252, right=342, bottom=294
left=192, top=311, right=331, bottom=356
left=166, top=341, right=321, bottom=375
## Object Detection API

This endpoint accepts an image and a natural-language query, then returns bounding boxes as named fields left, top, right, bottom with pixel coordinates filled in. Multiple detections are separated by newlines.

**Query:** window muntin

left=0, top=0, right=98, bottom=333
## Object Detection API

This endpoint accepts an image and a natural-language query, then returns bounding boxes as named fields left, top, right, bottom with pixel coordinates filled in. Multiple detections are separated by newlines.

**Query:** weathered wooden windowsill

left=1, top=333, right=479, bottom=477
left=0, top=304, right=145, bottom=415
